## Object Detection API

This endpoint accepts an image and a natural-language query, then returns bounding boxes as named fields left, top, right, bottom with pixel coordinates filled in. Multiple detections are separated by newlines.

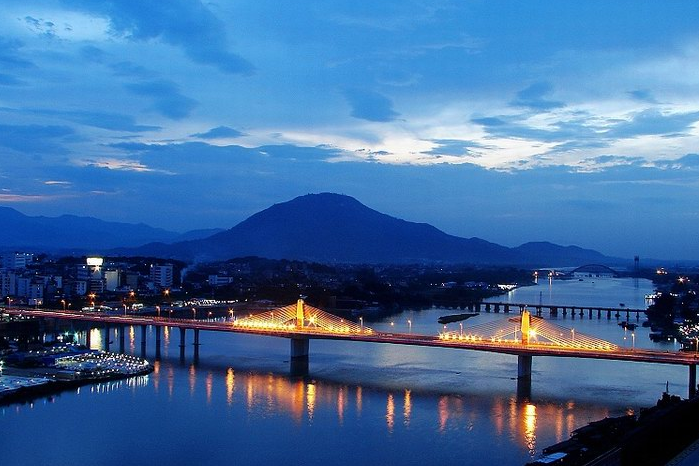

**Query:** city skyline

left=1, top=1, right=699, bottom=260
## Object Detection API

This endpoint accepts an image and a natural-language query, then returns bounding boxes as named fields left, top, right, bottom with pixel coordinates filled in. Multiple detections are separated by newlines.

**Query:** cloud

left=23, top=16, right=58, bottom=38
left=422, top=139, right=487, bottom=157
left=510, top=82, right=565, bottom=111
left=0, top=193, right=64, bottom=202
left=125, top=79, right=197, bottom=119
left=628, top=89, right=658, bottom=104
left=343, top=88, right=399, bottom=122
left=605, top=109, right=699, bottom=138
left=59, top=0, right=254, bottom=74
left=43, top=180, right=73, bottom=186
left=109, top=61, right=155, bottom=78
left=75, top=157, right=175, bottom=174
left=79, top=45, right=107, bottom=63
left=471, top=115, right=596, bottom=143
left=191, top=126, right=245, bottom=139
left=654, top=153, right=699, bottom=170
left=0, top=124, right=74, bottom=155
left=0, top=37, right=34, bottom=69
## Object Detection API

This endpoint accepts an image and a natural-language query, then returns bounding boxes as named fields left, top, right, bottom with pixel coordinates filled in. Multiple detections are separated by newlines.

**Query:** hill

left=0, top=206, right=215, bottom=251
left=120, top=193, right=615, bottom=266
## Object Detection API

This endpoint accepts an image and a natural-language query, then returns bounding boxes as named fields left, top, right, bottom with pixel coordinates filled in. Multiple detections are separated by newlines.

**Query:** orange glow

left=206, top=371, right=213, bottom=405
left=306, top=383, right=316, bottom=421
left=356, top=386, right=363, bottom=415
left=226, top=368, right=235, bottom=406
left=403, top=389, right=412, bottom=427
left=386, top=393, right=395, bottom=433
left=189, top=364, right=196, bottom=396
left=523, top=403, right=537, bottom=455
left=233, top=300, right=373, bottom=334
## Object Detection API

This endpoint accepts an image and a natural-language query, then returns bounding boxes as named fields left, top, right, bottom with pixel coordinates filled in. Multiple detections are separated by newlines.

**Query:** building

left=104, top=270, right=121, bottom=292
left=1, top=252, right=34, bottom=270
left=1, top=271, right=17, bottom=297
left=150, top=264, right=174, bottom=290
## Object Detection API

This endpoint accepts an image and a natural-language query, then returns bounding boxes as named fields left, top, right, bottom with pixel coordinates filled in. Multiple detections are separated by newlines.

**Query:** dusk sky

left=1, top=1, right=699, bottom=260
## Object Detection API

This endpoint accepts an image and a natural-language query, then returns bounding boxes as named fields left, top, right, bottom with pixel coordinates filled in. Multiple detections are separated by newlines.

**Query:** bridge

left=469, top=301, right=647, bottom=320
left=3, top=300, right=698, bottom=398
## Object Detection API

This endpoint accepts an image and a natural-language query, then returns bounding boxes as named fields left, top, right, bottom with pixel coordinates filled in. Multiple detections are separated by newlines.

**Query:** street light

left=61, top=299, right=66, bottom=311
left=631, top=332, right=635, bottom=351
left=192, top=307, right=197, bottom=320
left=359, top=316, right=363, bottom=333
left=156, top=305, right=161, bottom=318
left=459, top=322, right=463, bottom=338
left=407, top=319, right=412, bottom=333
left=571, top=328, right=575, bottom=344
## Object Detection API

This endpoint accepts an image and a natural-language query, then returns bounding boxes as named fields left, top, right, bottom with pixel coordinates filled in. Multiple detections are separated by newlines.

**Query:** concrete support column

left=607, top=310, right=611, bottom=319
left=597, top=309, right=602, bottom=319
left=193, top=328, right=200, bottom=360
left=155, top=325, right=161, bottom=359
left=690, top=364, right=697, bottom=399
left=118, top=326, right=125, bottom=353
left=104, top=324, right=110, bottom=351
left=291, top=337, right=309, bottom=359
left=504, top=304, right=510, bottom=313
left=517, top=355, right=532, bottom=379
left=290, top=337, right=309, bottom=376
left=85, top=328, right=91, bottom=349
left=179, top=327, right=186, bottom=360
left=140, top=325, right=147, bottom=358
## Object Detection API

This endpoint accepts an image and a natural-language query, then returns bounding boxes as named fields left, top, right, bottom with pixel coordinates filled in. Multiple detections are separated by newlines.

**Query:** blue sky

left=1, top=0, right=699, bottom=260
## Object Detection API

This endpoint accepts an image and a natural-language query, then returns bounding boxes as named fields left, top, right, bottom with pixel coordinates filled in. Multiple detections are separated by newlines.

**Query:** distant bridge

left=3, top=300, right=697, bottom=398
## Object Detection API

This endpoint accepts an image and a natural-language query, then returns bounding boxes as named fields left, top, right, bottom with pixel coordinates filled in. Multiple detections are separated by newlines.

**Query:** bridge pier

left=690, top=365, right=697, bottom=399
left=104, top=324, right=110, bottom=351
left=518, top=355, right=532, bottom=380
left=607, top=310, right=611, bottom=319
left=597, top=309, right=601, bottom=319
left=504, top=304, right=510, bottom=313
left=193, top=328, right=200, bottom=360
left=179, top=327, right=186, bottom=360
left=85, top=328, right=91, bottom=349
left=118, top=325, right=125, bottom=353
left=290, top=337, right=310, bottom=376
left=155, top=326, right=161, bottom=359
left=140, top=325, right=147, bottom=358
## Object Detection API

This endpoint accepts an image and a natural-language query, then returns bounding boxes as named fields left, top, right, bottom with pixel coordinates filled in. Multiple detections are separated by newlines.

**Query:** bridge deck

left=4, top=308, right=696, bottom=367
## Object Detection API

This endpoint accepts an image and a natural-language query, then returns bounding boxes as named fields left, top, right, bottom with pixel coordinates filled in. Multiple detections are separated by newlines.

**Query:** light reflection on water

left=0, top=277, right=686, bottom=466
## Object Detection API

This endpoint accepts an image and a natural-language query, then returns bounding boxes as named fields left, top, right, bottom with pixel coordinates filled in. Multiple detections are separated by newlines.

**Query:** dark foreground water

left=1, top=278, right=688, bottom=466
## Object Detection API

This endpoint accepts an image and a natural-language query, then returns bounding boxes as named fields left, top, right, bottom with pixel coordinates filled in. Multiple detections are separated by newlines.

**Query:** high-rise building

left=150, top=264, right=174, bottom=290
left=1, top=252, right=34, bottom=270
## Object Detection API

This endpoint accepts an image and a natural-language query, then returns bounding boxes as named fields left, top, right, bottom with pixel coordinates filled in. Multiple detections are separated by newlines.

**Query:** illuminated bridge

left=4, top=300, right=699, bottom=398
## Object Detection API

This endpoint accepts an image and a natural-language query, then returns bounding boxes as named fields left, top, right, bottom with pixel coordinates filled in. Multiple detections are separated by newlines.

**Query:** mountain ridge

left=113, top=193, right=619, bottom=266
left=1, top=195, right=622, bottom=266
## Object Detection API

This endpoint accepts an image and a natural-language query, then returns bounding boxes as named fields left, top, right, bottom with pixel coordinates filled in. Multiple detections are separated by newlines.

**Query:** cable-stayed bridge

left=4, top=300, right=698, bottom=397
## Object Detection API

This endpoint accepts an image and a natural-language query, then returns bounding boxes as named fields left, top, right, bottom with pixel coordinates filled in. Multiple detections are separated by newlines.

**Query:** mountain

left=0, top=206, right=214, bottom=251
left=120, top=193, right=616, bottom=266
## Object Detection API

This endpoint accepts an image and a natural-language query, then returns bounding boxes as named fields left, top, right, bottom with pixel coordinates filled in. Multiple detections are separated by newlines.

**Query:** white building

left=150, top=264, right=174, bottom=290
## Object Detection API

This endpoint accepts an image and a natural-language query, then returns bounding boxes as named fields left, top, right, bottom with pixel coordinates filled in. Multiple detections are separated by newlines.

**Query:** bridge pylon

left=521, top=310, right=531, bottom=345
left=296, top=299, right=305, bottom=328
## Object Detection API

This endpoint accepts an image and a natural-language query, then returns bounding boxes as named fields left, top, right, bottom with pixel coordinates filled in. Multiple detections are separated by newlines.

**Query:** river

left=1, top=277, right=688, bottom=466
